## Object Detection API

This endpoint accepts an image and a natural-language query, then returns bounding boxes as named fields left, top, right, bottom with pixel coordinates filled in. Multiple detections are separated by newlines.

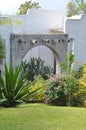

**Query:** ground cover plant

left=0, top=103, right=86, bottom=130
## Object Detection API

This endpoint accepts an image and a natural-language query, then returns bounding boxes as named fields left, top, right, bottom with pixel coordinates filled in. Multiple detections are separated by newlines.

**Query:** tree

left=0, top=36, right=5, bottom=64
left=78, top=2, right=86, bottom=13
left=21, top=57, right=53, bottom=81
left=67, top=1, right=77, bottom=17
left=61, top=50, right=74, bottom=74
left=17, top=1, right=41, bottom=15
left=66, top=0, right=86, bottom=17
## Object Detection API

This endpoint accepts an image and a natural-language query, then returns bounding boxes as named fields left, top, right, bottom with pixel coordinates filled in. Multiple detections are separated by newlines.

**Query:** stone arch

left=22, top=45, right=61, bottom=74
left=10, top=33, right=69, bottom=74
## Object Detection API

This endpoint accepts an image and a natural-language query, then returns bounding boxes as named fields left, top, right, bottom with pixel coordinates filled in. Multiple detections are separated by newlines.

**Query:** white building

left=0, top=9, right=65, bottom=71
left=65, top=14, right=86, bottom=69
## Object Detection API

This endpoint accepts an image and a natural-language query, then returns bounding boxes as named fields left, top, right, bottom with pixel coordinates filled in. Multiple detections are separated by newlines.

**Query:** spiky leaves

left=0, top=63, right=30, bottom=107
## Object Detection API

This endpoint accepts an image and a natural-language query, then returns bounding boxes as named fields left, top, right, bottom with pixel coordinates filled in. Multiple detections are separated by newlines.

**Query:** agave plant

left=0, top=63, right=33, bottom=107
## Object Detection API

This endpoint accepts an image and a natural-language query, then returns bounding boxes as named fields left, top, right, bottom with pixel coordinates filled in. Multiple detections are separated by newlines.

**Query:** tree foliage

left=17, top=0, right=41, bottom=15
left=61, top=50, right=74, bottom=74
left=0, top=36, right=5, bottom=64
left=67, top=0, right=86, bottom=17
left=67, top=1, right=77, bottom=17
left=21, top=57, right=53, bottom=81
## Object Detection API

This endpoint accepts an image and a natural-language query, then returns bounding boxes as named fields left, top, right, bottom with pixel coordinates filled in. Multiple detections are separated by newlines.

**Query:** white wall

left=65, top=15, right=86, bottom=69
left=12, top=9, right=65, bottom=71
left=0, top=9, right=65, bottom=72
left=12, top=9, right=65, bottom=34
left=0, top=17, right=12, bottom=65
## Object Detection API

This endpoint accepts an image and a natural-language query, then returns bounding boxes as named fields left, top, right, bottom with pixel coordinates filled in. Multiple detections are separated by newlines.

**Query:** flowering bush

left=44, top=75, right=67, bottom=106
left=44, top=74, right=79, bottom=106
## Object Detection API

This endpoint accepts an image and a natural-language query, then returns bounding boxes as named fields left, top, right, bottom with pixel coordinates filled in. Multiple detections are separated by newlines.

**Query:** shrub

left=44, top=75, right=67, bottom=106
left=44, top=74, right=80, bottom=106
left=78, top=64, right=86, bottom=105
left=21, top=57, right=53, bottom=81
left=59, top=50, right=83, bottom=106
left=73, top=66, right=83, bottom=79
left=23, top=75, right=46, bottom=103
left=64, top=74, right=80, bottom=106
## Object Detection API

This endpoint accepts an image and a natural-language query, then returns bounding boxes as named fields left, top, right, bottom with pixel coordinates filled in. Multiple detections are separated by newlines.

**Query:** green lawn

left=0, top=103, right=86, bottom=130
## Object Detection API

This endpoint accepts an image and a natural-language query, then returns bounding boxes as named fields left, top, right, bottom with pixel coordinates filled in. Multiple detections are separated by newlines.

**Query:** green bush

left=44, top=74, right=80, bottom=106
left=44, top=75, right=67, bottom=106
left=21, top=57, right=53, bottom=81
left=64, top=74, right=80, bottom=106
left=78, top=64, right=86, bottom=105
left=73, top=66, right=83, bottom=79
left=23, top=75, right=46, bottom=103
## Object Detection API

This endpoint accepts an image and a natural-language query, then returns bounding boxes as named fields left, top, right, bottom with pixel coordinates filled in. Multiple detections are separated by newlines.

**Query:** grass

left=0, top=103, right=86, bottom=130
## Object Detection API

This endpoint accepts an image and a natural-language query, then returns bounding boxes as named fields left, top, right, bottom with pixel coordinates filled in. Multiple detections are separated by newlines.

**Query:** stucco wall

left=65, top=15, right=86, bottom=69
left=10, top=34, right=69, bottom=74
left=12, top=9, right=65, bottom=34
left=0, top=17, right=12, bottom=65
left=0, top=9, right=65, bottom=72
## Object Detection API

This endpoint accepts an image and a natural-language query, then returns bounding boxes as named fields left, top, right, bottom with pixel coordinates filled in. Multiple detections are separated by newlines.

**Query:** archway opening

left=22, top=45, right=60, bottom=74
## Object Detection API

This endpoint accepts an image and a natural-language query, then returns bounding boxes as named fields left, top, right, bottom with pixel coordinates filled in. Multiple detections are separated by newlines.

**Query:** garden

left=0, top=37, right=86, bottom=129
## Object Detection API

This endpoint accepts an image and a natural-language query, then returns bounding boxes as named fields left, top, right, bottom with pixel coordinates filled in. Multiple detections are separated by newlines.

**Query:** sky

left=0, top=0, right=69, bottom=15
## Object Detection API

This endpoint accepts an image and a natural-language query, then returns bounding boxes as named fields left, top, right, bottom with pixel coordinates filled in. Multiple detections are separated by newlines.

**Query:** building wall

left=65, top=15, right=86, bottom=69
left=10, top=34, right=68, bottom=74
left=0, top=9, right=65, bottom=72
left=12, top=9, right=65, bottom=34
left=0, top=17, right=12, bottom=65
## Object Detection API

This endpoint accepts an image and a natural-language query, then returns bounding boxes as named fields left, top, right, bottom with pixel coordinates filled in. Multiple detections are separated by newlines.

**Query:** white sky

left=0, top=0, right=69, bottom=15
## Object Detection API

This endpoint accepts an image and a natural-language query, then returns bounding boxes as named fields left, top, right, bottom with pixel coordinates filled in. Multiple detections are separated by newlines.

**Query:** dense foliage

left=17, top=0, right=41, bottom=15
left=0, top=48, right=86, bottom=108
left=23, top=75, right=46, bottom=103
left=67, top=0, right=86, bottom=17
left=44, top=74, right=81, bottom=106
left=78, top=64, right=86, bottom=102
left=0, top=36, right=5, bottom=64
left=21, top=57, right=53, bottom=81
left=61, top=50, right=74, bottom=74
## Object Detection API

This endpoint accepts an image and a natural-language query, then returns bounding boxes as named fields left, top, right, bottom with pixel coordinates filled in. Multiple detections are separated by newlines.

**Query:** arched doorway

left=10, top=33, right=69, bottom=74
left=22, top=45, right=60, bottom=74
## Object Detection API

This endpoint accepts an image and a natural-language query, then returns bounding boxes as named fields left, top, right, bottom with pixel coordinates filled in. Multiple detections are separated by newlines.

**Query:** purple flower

left=46, top=86, right=50, bottom=91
